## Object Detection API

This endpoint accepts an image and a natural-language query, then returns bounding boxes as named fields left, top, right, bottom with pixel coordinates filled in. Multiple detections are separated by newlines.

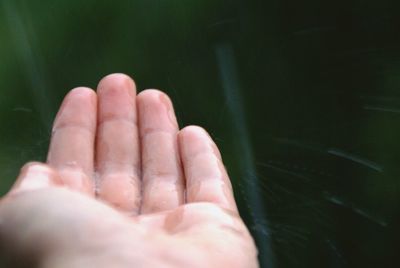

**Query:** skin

left=0, top=74, right=259, bottom=268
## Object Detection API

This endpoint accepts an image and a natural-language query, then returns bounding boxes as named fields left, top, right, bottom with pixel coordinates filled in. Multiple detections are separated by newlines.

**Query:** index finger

left=47, top=87, right=97, bottom=194
left=179, top=126, right=238, bottom=213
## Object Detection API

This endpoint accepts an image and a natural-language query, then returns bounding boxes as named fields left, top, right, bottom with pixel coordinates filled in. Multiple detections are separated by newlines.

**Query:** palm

left=0, top=74, right=258, bottom=267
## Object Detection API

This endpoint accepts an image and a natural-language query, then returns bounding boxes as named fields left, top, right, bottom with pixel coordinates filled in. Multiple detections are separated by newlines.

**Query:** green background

left=1, top=0, right=400, bottom=267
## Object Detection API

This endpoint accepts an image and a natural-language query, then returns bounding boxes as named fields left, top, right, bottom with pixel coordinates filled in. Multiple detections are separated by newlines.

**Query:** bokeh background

left=1, top=0, right=400, bottom=267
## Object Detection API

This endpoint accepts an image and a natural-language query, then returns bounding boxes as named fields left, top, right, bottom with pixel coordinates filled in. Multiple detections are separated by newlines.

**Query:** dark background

left=1, top=0, right=400, bottom=267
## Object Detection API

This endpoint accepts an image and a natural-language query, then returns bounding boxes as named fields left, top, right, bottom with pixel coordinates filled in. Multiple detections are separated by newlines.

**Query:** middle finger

left=96, top=74, right=141, bottom=214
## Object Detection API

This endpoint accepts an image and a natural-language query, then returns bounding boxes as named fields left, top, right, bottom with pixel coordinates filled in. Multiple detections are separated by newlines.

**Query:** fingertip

left=179, top=125, right=209, bottom=139
left=68, top=87, right=97, bottom=98
left=137, top=89, right=170, bottom=102
left=137, top=89, right=179, bottom=133
left=96, top=73, right=138, bottom=124
left=97, top=73, right=137, bottom=96
left=178, top=125, right=222, bottom=160
left=137, top=89, right=175, bottom=114
left=53, top=87, right=97, bottom=129
left=18, top=162, right=55, bottom=177
left=10, top=162, right=61, bottom=194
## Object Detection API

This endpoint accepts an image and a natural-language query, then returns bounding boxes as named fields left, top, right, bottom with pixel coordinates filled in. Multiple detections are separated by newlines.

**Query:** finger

left=96, top=74, right=141, bottom=214
left=8, top=162, right=62, bottom=195
left=47, top=87, right=97, bottom=195
left=137, top=89, right=184, bottom=214
left=178, top=126, right=238, bottom=212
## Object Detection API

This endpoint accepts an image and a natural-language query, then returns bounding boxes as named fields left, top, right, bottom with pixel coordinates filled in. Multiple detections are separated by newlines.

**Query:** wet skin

left=0, top=74, right=259, bottom=267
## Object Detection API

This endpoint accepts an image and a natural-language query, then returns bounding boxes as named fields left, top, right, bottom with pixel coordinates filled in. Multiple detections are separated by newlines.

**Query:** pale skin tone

left=0, top=74, right=259, bottom=267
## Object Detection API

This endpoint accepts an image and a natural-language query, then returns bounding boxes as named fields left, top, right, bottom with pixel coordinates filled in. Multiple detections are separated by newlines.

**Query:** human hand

left=0, top=74, right=259, bottom=268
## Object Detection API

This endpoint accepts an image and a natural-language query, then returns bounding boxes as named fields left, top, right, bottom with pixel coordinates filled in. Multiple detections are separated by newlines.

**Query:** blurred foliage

left=1, top=0, right=400, bottom=267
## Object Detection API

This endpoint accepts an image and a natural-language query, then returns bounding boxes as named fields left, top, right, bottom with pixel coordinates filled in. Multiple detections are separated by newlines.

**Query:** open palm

left=0, top=74, right=258, bottom=268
